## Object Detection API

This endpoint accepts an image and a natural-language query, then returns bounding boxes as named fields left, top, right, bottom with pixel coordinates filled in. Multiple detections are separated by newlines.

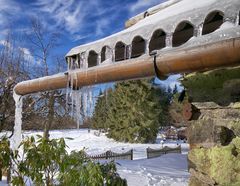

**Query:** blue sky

left=0, top=0, right=166, bottom=60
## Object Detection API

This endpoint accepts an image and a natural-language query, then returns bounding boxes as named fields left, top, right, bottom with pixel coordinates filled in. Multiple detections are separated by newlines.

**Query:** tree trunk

left=43, top=92, right=55, bottom=139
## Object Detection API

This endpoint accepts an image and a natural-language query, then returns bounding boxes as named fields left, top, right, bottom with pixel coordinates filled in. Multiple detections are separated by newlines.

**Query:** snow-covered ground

left=1, top=129, right=189, bottom=186
left=118, top=154, right=189, bottom=186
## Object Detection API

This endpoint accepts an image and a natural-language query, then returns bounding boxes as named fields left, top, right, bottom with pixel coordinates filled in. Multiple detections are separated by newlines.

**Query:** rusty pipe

left=14, top=37, right=240, bottom=95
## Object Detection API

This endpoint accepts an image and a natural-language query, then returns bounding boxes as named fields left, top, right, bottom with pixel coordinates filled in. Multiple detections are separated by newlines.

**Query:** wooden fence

left=86, top=149, right=133, bottom=161
left=146, top=145, right=181, bottom=159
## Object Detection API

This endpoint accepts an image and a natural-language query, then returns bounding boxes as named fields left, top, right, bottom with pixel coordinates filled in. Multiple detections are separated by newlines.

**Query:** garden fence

left=146, top=145, right=181, bottom=159
left=86, top=149, right=133, bottom=161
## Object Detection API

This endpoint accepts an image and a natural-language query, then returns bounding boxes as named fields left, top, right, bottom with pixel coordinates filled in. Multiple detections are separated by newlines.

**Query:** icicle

left=70, top=71, right=74, bottom=116
left=66, top=56, right=96, bottom=128
left=71, top=90, right=79, bottom=128
left=106, top=47, right=113, bottom=63
left=11, top=91, right=23, bottom=151
left=66, top=57, right=73, bottom=109
left=87, top=86, right=93, bottom=117
left=127, top=45, right=132, bottom=59
left=166, top=33, right=173, bottom=47
left=79, top=53, right=84, bottom=69
left=10, top=91, right=23, bottom=178
left=97, top=54, right=101, bottom=65
left=197, top=24, right=203, bottom=37
left=124, top=45, right=127, bottom=60
left=145, top=40, right=149, bottom=55
left=65, top=58, right=70, bottom=106
left=112, top=48, right=115, bottom=62
left=75, top=90, right=82, bottom=128
left=236, top=13, right=240, bottom=26
left=82, top=88, right=88, bottom=119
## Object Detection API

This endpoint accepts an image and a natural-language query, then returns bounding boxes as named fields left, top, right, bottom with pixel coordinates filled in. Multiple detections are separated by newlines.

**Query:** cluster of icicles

left=11, top=59, right=98, bottom=151
left=66, top=59, right=95, bottom=128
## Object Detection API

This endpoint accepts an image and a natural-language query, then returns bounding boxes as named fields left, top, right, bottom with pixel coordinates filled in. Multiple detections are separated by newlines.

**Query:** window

left=202, top=11, right=224, bottom=35
left=88, top=50, right=98, bottom=68
left=115, top=41, right=126, bottom=62
left=172, top=21, right=194, bottom=47
left=149, top=29, right=166, bottom=53
left=131, top=36, right=146, bottom=58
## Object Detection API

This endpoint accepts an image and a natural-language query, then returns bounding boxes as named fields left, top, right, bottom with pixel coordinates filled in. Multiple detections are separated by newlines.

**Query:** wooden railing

left=146, top=145, right=181, bottom=159
left=86, top=149, right=133, bottom=161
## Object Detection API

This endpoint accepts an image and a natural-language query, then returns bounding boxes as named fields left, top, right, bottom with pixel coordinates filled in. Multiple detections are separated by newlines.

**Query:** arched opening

left=131, top=36, right=146, bottom=58
left=172, top=21, right=194, bottom=47
left=75, top=54, right=80, bottom=68
left=68, top=55, right=79, bottom=70
left=149, top=29, right=166, bottom=53
left=202, top=11, right=224, bottom=35
left=88, top=50, right=98, bottom=68
left=115, top=41, right=126, bottom=62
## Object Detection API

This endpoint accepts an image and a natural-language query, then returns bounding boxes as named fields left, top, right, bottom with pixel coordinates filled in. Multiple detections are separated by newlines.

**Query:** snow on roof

left=66, top=0, right=240, bottom=57
left=125, top=0, right=182, bottom=28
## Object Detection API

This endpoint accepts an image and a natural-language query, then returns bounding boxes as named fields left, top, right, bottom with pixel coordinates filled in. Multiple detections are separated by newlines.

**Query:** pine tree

left=92, top=79, right=170, bottom=143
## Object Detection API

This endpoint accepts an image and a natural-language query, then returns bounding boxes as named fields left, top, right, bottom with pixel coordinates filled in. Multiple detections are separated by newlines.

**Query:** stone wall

left=181, top=67, right=240, bottom=186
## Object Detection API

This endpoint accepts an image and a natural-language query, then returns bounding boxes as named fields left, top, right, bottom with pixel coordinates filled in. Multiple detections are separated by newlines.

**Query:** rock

left=189, top=168, right=216, bottom=186
left=183, top=67, right=240, bottom=186
left=188, top=137, right=240, bottom=185
left=189, top=176, right=209, bottom=186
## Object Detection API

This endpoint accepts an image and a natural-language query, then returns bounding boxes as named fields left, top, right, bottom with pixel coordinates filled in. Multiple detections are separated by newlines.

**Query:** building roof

left=66, top=0, right=240, bottom=57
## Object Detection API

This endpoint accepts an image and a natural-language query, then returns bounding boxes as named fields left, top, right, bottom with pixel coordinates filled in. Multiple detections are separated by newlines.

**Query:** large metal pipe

left=15, top=37, right=240, bottom=95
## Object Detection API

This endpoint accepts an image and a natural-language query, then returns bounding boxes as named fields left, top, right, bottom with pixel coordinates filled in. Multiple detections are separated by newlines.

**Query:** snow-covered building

left=14, top=0, right=240, bottom=96
left=66, top=0, right=240, bottom=70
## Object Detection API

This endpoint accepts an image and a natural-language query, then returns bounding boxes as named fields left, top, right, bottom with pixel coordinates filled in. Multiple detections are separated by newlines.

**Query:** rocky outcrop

left=188, top=103, right=240, bottom=149
left=188, top=137, right=240, bottom=186
left=182, top=67, right=240, bottom=186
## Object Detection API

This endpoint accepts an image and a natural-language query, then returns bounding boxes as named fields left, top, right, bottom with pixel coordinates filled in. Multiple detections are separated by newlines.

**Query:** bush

left=59, top=151, right=127, bottom=186
left=0, top=136, right=127, bottom=186
left=0, top=136, right=11, bottom=181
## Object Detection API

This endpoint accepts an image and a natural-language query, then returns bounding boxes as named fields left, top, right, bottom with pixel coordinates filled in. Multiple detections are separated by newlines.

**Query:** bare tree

left=0, top=33, right=31, bottom=133
left=0, top=33, right=33, bottom=181
left=26, top=18, right=70, bottom=139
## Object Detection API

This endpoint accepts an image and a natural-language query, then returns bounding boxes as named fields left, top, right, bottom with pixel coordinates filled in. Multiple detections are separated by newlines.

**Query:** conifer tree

left=92, top=79, right=170, bottom=143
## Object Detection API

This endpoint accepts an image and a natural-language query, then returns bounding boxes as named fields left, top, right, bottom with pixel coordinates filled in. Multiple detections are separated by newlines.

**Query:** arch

left=115, top=41, right=126, bottom=62
left=172, top=21, right=194, bottom=47
left=202, top=11, right=224, bottom=35
left=68, top=55, right=79, bottom=70
left=149, top=29, right=166, bottom=53
left=131, top=36, right=146, bottom=58
left=88, top=50, right=98, bottom=68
